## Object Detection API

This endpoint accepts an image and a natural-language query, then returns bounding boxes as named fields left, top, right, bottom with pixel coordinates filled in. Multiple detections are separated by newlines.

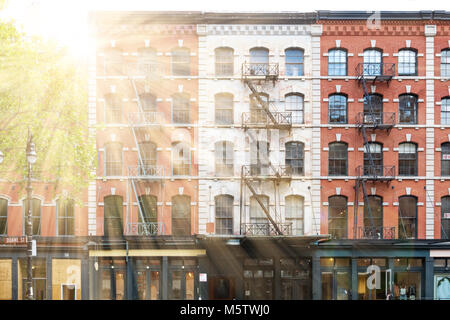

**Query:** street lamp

left=25, top=132, right=36, bottom=300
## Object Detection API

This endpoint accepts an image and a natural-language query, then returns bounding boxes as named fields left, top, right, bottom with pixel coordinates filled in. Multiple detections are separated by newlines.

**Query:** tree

left=0, top=19, right=96, bottom=200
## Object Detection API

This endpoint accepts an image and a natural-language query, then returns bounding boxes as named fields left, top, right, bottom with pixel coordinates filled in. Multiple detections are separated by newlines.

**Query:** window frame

left=171, top=195, right=191, bottom=236
left=56, top=198, right=75, bottom=236
left=441, top=142, right=450, bottom=176
left=441, top=196, right=450, bottom=239
left=363, top=48, right=383, bottom=76
left=398, top=48, right=418, bottom=76
left=104, top=48, right=123, bottom=75
left=398, top=142, right=418, bottom=176
left=328, top=94, right=348, bottom=124
left=398, top=93, right=418, bottom=125
left=215, top=195, right=234, bottom=235
left=215, top=141, right=234, bottom=176
left=171, top=93, right=190, bottom=124
left=285, top=48, right=304, bottom=77
left=172, top=141, right=191, bottom=176
left=328, top=142, right=348, bottom=176
left=363, top=195, right=383, bottom=235
left=285, top=195, right=304, bottom=236
left=23, top=198, right=42, bottom=236
left=215, top=47, right=234, bottom=77
left=250, top=195, right=269, bottom=224
left=0, top=198, right=7, bottom=235
left=285, top=141, right=305, bottom=176
left=171, top=47, right=190, bottom=76
left=398, top=195, right=417, bottom=239
left=137, top=47, right=158, bottom=76
left=440, top=97, right=450, bottom=125
left=104, top=142, right=123, bottom=176
left=137, top=194, right=158, bottom=224
left=328, top=195, right=348, bottom=239
left=441, top=49, right=450, bottom=78
left=215, top=93, right=234, bottom=125
left=284, top=93, right=304, bottom=124
left=104, top=93, right=123, bottom=124
left=104, top=195, right=124, bottom=237
left=328, top=48, right=347, bottom=76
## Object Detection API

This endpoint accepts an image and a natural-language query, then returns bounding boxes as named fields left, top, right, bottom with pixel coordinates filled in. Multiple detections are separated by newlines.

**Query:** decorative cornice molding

left=204, top=24, right=312, bottom=36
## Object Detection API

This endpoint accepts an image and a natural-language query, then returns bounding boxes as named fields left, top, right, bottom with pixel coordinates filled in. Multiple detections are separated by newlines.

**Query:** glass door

left=168, top=269, right=197, bottom=300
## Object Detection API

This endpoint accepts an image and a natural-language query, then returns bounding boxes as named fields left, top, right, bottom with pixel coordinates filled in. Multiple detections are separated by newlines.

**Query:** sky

left=0, top=0, right=448, bottom=57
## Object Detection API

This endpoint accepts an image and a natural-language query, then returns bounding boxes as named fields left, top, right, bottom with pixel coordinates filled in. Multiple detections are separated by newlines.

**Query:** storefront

left=431, top=250, right=450, bottom=300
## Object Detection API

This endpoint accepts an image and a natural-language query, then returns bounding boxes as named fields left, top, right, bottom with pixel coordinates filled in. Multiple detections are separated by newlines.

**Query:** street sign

left=2, top=236, right=27, bottom=245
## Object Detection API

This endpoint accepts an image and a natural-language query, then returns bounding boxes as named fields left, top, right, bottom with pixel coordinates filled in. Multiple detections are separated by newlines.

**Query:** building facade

left=0, top=10, right=450, bottom=300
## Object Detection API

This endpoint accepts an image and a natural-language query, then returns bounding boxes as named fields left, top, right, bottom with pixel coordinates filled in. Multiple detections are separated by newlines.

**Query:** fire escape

left=240, top=62, right=293, bottom=236
left=353, top=62, right=396, bottom=240
left=126, top=59, right=165, bottom=237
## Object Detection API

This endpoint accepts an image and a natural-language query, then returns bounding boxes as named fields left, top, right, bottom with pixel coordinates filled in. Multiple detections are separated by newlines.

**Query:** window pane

left=441, top=196, right=450, bottom=239
left=328, top=196, right=347, bottom=239
left=398, top=196, right=417, bottom=239
left=363, top=50, right=382, bottom=76
left=172, top=94, right=190, bottom=124
left=399, top=94, right=418, bottom=124
left=285, top=142, right=304, bottom=175
left=138, top=195, right=157, bottom=223
left=215, top=195, right=233, bottom=235
left=398, top=143, right=417, bottom=176
left=285, top=195, right=304, bottom=235
left=0, top=199, right=7, bottom=235
left=105, top=142, right=122, bottom=176
left=328, top=49, right=347, bottom=76
left=104, top=195, right=123, bottom=237
left=329, top=142, right=348, bottom=176
left=105, top=93, right=122, bottom=123
left=328, top=95, right=347, bottom=124
left=285, top=49, right=304, bottom=76
left=215, top=93, right=233, bottom=125
left=442, top=143, right=450, bottom=176
left=441, top=50, right=450, bottom=77
left=23, top=199, right=41, bottom=236
left=172, top=195, right=191, bottom=236
left=215, top=47, right=234, bottom=76
left=285, top=94, right=304, bottom=124
left=441, top=98, right=450, bottom=125
left=172, top=49, right=190, bottom=76
left=398, top=50, right=417, bottom=75
left=172, top=142, right=190, bottom=176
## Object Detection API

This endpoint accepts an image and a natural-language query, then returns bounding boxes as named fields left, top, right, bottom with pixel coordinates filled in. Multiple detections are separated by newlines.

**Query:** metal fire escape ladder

left=129, top=178, right=150, bottom=236
left=245, top=79, right=279, bottom=126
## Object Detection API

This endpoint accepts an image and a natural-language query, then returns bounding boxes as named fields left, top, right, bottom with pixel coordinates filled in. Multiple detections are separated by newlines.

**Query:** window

left=250, top=195, right=269, bottom=224
left=328, top=196, right=347, bottom=239
left=398, top=49, right=417, bottom=76
left=364, top=142, right=383, bottom=176
left=171, top=48, right=190, bottom=76
left=0, top=198, right=7, bottom=235
left=441, top=49, right=450, bottom=77
left=398, top=142, right=418, bottom=176
left=249, top=47, right=269, bottom=75
left=363, top=49, right=382, bottom=76
left=104, top=142, right=123, bottom=176
left=250, top=92, right=269, bottom=123
left=285, top=142, right=304, bottom=175
left=328, top=94, right=347, bottom=124
left=172, top=142, right=190, bottom=176
left=104, top=93, right=122, bottom=124
left=138, top=195, right=157, bottom=224
left=285, top=48, right=304, bottom=76
left=363, top=196, right=383, bottom=238
left=172, top=195, right=191, bottom=236
left=441, top=97, right=450, bottom=125
left=399, top=94, right=418, bottom=124
left=104, top=195, right=123, bottom=237
left=285, top=93, right=304, bottom=124
left=138, top=141, right=157, bottom=171
left=104, top=48, right=123, bottom=75
left=215, top=141, right=233, bottom=176
left=328, top=142, right=348, bottom=176
left=328, top=49, right=347, bottom=76
left=172, top=93, right=190, bottom=124
left=285, top=195, right=304, bottom=235
left=441, top=196, right=450, bottom=239
left=215, top=195, right=233, bottom=235
left=250, top=141, right=270, bottom=175
left=215, top=93, right=233, bottom=125
left=441, top=142, right=450, bottom=176
left=139, top=93, right=157, bottom=112
left=23, top=198, right=41, bottom=236
left=137, top=47, right=157, bottom=76
left=363, top=93, right=383, bottom=124
left=215, top=47, right=234, bottom=76
left=56, top=198, right=75, bottom=236
left=398, top=196, right=417, bottom=239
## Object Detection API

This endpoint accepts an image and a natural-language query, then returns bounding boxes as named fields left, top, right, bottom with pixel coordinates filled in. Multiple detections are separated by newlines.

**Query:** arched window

left=250, top=140, right=270, bottom=175
left=328, top=142, right=348, bottom=176
left=23, top=198, right=41, bottom=236
left=139, top=93, right=157, bottom=112
left=363, top=93, right=383, bottom=124
left=399, top=94, right=418, bottom=124
left=138, top=141, right=157, bottom=175
left=285, top=93, right=304, bottom=124
left=104, top=47, right=123, bottom=75
left=172, top=141, right=190, bottom=176
left=441, top=49, right=450, bottom=77
left=441, top=196, right=450, bottom=239
left=328, top=196, right=347, bottom=239
left=172, top=93, right=190, bottom=124
left=249, top=47, right=269, bottom=75
left=104, top=93, right=122, bottom=124
left=363, top=195, right=383, bottom=239
left=104, top=142, right=123, bottom=176
left=328, top=94, right=347, bottom=124
left=215, top=47, right=234, bottom=76
left=215, top=141, right=234, bottom=176
left=104, top=195, right=123, bottom=237
left=172, top=195, right=191, bottom=236
left=215, top=93, right=233, bottom=125
left=56, top=198, right=75, bottom=236
left=285, top=48, right=304, bottom=76
left=441, top=142, right=450, bottom=176
left=0, top=198, right=7, bottom=235
left=285, top=142, right=304, bottom=175
left=398, top=196, right=417, bottom=239
left=250, top=195, right=269, bottom=224
left=137, top=47, right=157, bottom=76
left=215, top=195, right=233, bottom=235
left=285, top=195, right=304, bottom=235
left=363, top=49, right=383, bottom=76
left=398, top=142, right=418, bottom=176
left=138, top=195, right=157, bottom=225
left=171, top=48, right=190, bottom=76
left=328, top=49, right=347, bottom=76
left=441, top=97, right=450, bottom=125
left=363, top=142, right=383, bottom=176
left=250, top=92, right=269, bottom=123
left=398, top=49, right=418, bottom=76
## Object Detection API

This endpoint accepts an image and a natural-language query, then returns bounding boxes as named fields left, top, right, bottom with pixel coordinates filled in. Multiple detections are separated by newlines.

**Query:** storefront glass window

left=18, top=258, right=46, bottom=300
left=394, top=272, right=421, bottom=300
left=52, top=259, right=81, bottom=300
left=185, top=272, right=194, bottom=300
left=150, top=271, right=160, bottom=300
left=321, top=272, right=332, bottom=300
left=336, top=271, right=351, bottom=300
left=320, top=258, right=334, bottom=267
left=171, top=271, right=182, bottom=300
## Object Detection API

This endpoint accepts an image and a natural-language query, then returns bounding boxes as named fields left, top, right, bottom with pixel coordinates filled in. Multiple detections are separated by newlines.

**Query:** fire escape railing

left=242, top=63, right=279, bottom=78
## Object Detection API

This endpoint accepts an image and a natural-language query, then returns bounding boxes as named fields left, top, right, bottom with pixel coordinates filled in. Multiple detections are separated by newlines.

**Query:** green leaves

left=0, top=21, right=96, bottom=200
